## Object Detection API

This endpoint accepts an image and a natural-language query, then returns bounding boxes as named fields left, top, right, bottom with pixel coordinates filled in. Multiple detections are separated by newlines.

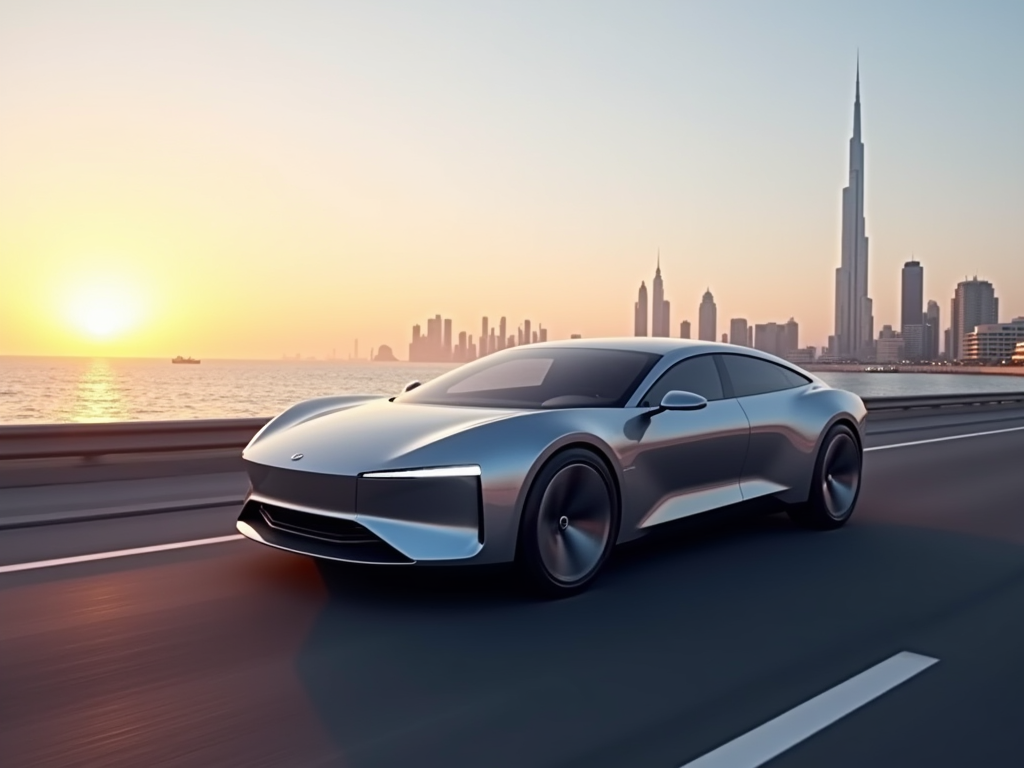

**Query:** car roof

left=531, top=336, right=744, bottom=355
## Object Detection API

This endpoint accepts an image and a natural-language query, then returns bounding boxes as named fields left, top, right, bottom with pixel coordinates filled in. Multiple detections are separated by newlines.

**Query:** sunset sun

left=63, top=273, right=146, bottom=342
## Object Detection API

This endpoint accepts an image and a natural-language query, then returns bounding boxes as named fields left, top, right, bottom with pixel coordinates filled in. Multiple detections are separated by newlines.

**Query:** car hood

left=243, top=398, right=524, bottom=475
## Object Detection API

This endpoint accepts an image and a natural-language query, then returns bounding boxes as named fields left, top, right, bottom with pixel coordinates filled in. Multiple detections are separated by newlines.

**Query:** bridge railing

left=1, top=392, right=1023, bottom=461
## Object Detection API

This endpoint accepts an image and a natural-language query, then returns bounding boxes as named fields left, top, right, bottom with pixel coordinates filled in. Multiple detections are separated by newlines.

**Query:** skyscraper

left=698, top=289, right=717, bottom=341
left=498, top=317, right=507, bottom=351
left=901, top=260, right=924, bottom=359
left=730, top=319, right=749, bottom=348
left=443, top=318, right=453, bottom=360
left=634, top=281, right=648, bottom=336
left=833, top=59, right=874, bottom=360
left=680, top=320, right=691, bottom=339
left=480, top=317, right=489, bottom=356
left=924, top=300, right=940, bottom=360
left=950, top=278, right=999, bottom=360
left=651, top=256, right=668, bottom=337
left=784, top=318, right=799, bottom=353
left=523, top=319, right=532, bottom=346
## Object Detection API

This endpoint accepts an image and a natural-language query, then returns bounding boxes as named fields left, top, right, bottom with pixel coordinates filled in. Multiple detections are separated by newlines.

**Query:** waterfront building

left=634, top=282, right=648, bottom=336
left=876, top=325, right=904, bottom=363
left=962, top=318, right=1024, bottom=363
left=730, top=319, right=749, bottom=348
left=950, top=278, right=999, bottom=360
left=698, top=289, right=717, bottom=341
left=680, top=320, right=691, bottom=339
left=785, top=347, right=817, bottom=364
left=833, top=60, right=874, bottom=360
left=1012, top=341, right=1024, bottom=365
left=901, top=260, right=924, bottom=359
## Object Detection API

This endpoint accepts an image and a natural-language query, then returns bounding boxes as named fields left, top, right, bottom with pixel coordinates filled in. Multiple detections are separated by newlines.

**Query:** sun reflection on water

left=72, top=359, right=129, bottom=423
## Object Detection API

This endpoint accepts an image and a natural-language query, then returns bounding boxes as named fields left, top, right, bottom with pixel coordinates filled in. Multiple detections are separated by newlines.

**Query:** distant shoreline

left=804, top=364, right=1024, bottom=376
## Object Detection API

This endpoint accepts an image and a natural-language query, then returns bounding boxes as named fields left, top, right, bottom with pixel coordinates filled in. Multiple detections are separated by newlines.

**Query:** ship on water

left=171, top=356, right=201, bottom=365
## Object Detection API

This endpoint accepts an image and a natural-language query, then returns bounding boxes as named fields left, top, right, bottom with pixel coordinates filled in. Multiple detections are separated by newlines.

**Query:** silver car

left=237, top=338, right=866, bottom=596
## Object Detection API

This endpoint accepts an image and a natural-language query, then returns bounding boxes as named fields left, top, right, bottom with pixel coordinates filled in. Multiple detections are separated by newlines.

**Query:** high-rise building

left=747, top=326, right=753, bottom=346
left=730, top=319, right=748, bottom=348
left=634, top=281, right=648, bottom=336
left=489, top=328, right=497, bottom=354
left=457, top=330, right=468, bottom=360
left=662, top=301, right=671, bottom=339
left=480, top=317, right=489, bottom=356
left=539, top=326, right=548, bottom=343
left=523, top=319, right=532, bottom=346
left=950, top=278, right=999, bottom=360
left=755, top=323, right=783, bottom=356
left=443, top=318, right=453, bottom=360
left=923, top=300, right=940, bottom=360
left=680, top=320, right=691, bottom=339
left=499, top=317, right=507, bottom=351
left=698, top=289, right=717, bottom=341
left=651, top=256, right=669, bottom=337
left=833, top=60, right=874, bottom=360
left=784, top=318, right=799, bottom=354
left=901, top=260, right=924, bottom=359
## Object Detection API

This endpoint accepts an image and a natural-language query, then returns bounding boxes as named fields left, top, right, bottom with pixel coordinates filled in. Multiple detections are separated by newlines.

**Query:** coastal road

left=2, top=411, right=1024, bottom=767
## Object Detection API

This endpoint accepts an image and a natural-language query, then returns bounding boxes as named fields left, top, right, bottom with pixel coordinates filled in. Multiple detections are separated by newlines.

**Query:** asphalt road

left=2, top=412, right=1024, bottom=767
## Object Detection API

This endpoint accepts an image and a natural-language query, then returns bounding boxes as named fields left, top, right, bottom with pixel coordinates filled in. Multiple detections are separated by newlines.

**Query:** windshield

left=396, top=347, right=660, bottom=409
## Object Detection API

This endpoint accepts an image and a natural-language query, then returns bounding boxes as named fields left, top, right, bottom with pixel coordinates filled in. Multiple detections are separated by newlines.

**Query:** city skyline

left=1, top=3, right=1021, bottom=359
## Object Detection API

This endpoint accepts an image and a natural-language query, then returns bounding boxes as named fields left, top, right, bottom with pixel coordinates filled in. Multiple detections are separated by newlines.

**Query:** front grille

left=259, top=503, right=380, bottom=544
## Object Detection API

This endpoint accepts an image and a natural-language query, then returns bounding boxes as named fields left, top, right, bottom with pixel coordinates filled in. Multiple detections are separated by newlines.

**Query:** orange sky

left=2, top=3, right=1021, bottom=360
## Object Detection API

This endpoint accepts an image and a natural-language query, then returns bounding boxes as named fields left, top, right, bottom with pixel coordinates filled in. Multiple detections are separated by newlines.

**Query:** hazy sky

left=1, top=0, right=1021, bottom=359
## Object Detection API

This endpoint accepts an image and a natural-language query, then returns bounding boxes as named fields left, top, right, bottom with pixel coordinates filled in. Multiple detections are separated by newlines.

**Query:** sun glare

left=63, top=273, right=145, bottom=342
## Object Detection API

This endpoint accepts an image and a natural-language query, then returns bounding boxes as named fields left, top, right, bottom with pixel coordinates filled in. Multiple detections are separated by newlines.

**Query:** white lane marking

left=680, top=651, right=938, bottom=768
left=0, top=534, right=244, bottom=575
left=866, top=424, right=1024, bottom=452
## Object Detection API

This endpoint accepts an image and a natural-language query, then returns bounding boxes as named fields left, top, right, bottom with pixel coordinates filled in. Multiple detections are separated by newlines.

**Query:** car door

left=716, top=353, right=815, bottom=503
left=626, top=354, right=750, bottom=529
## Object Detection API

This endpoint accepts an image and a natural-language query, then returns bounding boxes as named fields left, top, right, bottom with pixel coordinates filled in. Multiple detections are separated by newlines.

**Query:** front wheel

left=517, top=448, right=619, bottom=598
left=788, top=424, right=862, bottom=530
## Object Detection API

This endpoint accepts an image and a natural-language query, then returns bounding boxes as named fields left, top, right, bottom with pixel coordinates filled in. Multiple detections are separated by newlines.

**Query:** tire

left=517, top=448, right=620, bottom=598
left=788, top=423, right=863, bottom=530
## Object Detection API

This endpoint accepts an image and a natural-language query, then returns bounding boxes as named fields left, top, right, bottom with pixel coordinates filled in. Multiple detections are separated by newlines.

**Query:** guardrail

left=1, top=392, right=1023, bottom=461
left=0, top=418, right=269, bottom=461
left=861, top=392, right=1024, bottom=412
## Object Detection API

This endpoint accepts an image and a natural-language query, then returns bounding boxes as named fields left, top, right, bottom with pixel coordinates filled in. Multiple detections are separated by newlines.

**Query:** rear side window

left=640, top=355, right=724, bottom=406
left=719, top=354, right=810, bottom=398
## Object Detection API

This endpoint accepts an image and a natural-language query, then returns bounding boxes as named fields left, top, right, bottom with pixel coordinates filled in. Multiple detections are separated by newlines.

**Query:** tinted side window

left=720, top=354, right=810, bottom=398
left=640, top=355, right=724, bottom=406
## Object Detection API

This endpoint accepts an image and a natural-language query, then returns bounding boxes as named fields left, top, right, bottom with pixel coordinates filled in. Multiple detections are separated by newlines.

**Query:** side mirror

left=402, top=380, right=422, bottom=393
left=656, top=390, right=708, bottom=412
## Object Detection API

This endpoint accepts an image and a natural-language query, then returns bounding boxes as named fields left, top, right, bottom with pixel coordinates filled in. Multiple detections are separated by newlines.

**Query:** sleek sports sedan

left=237, top=338, right=866, bottom=595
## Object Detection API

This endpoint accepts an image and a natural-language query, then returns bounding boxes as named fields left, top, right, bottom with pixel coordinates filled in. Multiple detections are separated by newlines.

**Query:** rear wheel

left=788, top=424, right=862, bottom=530
left=517, top=448, right=619, bottom=598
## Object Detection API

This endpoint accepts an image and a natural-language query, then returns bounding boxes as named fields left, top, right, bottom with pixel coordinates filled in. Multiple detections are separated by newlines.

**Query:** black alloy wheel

left=517, top=448, right=620, bottom=598
left=788, top=423, right=863, bottom=530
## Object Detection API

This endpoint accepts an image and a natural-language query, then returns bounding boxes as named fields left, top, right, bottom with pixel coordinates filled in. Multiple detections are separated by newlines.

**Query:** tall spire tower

left=651, top=253, right=668, bottom=337
left=833, top=56, right=874, bottom=359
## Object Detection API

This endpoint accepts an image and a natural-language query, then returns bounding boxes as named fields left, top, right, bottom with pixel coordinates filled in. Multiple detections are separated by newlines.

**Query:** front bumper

left=236, top=462, right=485, bottom=564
